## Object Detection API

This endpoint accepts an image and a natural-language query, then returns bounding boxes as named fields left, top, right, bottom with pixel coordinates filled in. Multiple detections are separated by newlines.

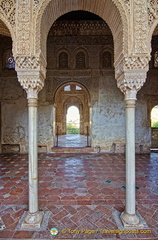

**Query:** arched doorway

left=66, top=106, right=80, bottom=134
left=54, top=82, right=91, bottom=147
left=151, top=105, right=158, bottom=149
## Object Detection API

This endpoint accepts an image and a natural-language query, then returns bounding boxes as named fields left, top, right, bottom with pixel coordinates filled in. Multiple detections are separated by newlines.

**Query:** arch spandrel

left=0, top=0, right=16, bottom=44
left=34, top=0, right=129, bottom=64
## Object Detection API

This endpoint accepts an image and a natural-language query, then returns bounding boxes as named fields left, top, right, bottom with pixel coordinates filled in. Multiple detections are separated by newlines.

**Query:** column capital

left=17, top=73, right=44, bottom=99
left=117, top=71, right=147, bottom=100
left=15, top=54, right=46, bottom=99
left=114, top=54, right=150, bottom=99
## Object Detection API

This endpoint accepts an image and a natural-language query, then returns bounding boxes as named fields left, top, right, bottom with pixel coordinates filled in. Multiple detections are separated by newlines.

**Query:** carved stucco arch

left=34, top=0, right=128, bottom=67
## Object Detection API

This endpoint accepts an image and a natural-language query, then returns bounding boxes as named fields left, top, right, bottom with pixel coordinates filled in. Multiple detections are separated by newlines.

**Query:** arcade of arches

left=0, top=0, right=158, bottom=231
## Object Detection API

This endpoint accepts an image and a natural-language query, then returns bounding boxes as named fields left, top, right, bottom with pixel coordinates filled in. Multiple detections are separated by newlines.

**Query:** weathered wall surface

left=0, top=76, right=28, bottom=152
left=0, top=23, right=157, bottom=153
left=91, top=74, right=126, bottom=152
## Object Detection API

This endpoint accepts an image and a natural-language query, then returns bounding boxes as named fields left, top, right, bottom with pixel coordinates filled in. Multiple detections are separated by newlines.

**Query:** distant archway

left=66, top=106, right=80, bottom=134
left=54, top=82, right=91, bottom=147
left=54, top=82, right=90, bottom=135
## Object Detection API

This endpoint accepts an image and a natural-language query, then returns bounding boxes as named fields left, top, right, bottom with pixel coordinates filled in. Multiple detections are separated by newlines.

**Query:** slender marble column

left=28, top=98, right=38, bottom=214
left=120, top=91, right=140, bottom=226
left=21, top=95, right=44, bottom=228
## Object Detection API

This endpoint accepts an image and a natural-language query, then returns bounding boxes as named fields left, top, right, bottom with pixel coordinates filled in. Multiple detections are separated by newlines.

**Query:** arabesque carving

left=15, top=55, right=46, bottom=79
left=124, top=56, right=150, bottom=70
left=50, top=20, right=112, bottom=36
left=115, top=55, right=150, bottom=80
left=17, top=74, right=44, bottom=98
left=15, top=54, right=46, bottom=97
left=0, top=0, right=16, bottom=32
left=16, top=0, right=31, bottom=54
left=147, top=0, right=158, bottom=26
left=117, top=72, right=147, bottom=95
left=134, top=0, right=148, bottom=53
left=15, top=56, right=40, bottom=69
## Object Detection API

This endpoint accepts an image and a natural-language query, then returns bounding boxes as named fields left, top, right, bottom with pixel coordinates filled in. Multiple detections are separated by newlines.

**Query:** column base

left=120, top=211, right=144, bottom=228
left=21, top=211, right=44, bottom=229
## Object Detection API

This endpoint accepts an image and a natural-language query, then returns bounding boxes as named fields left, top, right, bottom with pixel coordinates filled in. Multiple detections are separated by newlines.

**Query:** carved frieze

left=124, top=56, right=150, bottom=70
left=49, top=20, right=112, bottom=36
left=49, top=35, right=113, bottom=46
left=15, top=56, right=40, bottom=69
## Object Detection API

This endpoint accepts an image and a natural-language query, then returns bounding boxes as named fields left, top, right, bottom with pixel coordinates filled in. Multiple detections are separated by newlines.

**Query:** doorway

left=54, top=82, right=91, bottom=147
left=66, top=106, right=80, bottom=134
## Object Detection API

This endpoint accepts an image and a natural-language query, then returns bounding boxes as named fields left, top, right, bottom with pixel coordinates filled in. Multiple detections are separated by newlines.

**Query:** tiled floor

left=0, top=152, right=158, bottom=239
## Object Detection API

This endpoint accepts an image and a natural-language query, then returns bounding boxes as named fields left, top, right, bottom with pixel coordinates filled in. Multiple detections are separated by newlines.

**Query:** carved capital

left=15, top=54, right=46, bottom=77
left=15, top=54, right=46, bottom=98
left=17, top=73, right=44, bottom=99
left=115, top=55, right=150, bottom=80
left=117, top=71, right=147, bottom=97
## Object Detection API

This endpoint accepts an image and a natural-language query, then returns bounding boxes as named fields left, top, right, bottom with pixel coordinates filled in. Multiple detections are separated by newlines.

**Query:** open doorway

left=151, top=105, right=158, bottom=149
left=66, top=106, right=80, bottom=134
left=54, top=82, right=91, bottom=147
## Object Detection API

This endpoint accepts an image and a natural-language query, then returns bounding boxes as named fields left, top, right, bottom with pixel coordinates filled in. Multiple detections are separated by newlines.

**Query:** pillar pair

left=21, top=86, right=142, bottom=228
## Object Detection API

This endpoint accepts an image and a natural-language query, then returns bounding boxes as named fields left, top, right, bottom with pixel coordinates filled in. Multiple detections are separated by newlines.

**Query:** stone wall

left=0, top=26, right=157, bottom=153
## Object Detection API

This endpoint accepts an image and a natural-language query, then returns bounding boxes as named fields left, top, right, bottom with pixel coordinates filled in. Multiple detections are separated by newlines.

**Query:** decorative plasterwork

left=16, top=0, right=31, bottom=54
left=0, top=0, right=16, bottom=36
left=49, top=20, right=112, bottom=36
left=115, top=55, right=150, bottom=80
left=15, top=56, right=40, bottom=69
left=15, top=55, right=46, bottom=78
left=115, top=54, right=150, bottom=95
left=34, top=0, right=129, bottom=58
left=134, top=0, right=148, bottom=54
left=17, top=74, right=44, bottom=98
left=117, top=72, right=147, bottom=95
left=122, top=0, right=130, bottom=14
left=15, top=55, right=46, bottom=98
left=147, top=0, right=158, bottom=26
left=124, top=56, right=150, bottom=70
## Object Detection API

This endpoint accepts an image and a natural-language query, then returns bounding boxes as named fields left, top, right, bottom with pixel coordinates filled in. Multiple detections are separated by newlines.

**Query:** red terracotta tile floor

left=0, top=152, right=158, bottom=239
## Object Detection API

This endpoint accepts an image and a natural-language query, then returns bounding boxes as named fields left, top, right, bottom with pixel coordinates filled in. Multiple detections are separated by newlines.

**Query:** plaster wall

left=0, top=31, right=157, bottom=153
left=0, top=70, right=155, bottom=153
